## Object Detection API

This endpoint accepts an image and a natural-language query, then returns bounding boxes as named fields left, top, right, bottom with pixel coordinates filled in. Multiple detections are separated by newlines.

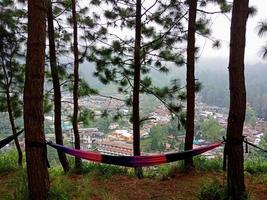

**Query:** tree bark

left=71, top=0, right=82, bottom=169
left=227, top=0, right=249, bottom=199
left=24, top=0, right=50, bottom=199
left=132, top=0, right=143, bottom=178
left=47, top=0, right=70, bottom=173
left=184, top=0, right=197, bottom=170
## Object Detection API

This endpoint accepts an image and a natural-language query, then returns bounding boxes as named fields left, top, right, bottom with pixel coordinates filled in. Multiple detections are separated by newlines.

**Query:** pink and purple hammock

left=0, top=130, right=23, bottom=149
left=0, top=131, right=223, bottom=167
left=47, top=141, right=223, bottom=167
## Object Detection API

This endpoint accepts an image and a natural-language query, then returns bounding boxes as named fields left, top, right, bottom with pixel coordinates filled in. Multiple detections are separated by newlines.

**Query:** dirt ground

left=1, top=171, right=267, bottom=200
left=90, top=171, right=267, bottom=200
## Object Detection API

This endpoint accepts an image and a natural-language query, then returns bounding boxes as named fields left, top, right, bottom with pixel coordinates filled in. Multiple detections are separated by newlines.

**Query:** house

left=95, top=140, right=133, bottom=156
left=68, top=128, right=104, bottom=149
left=108, top=130, right=133, bottom=142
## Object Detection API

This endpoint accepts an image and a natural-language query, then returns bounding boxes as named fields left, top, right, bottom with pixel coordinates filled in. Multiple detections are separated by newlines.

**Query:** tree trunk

left=24, top=0, right=50, bottom=199
left=6, top=91, right=23, bottom=166
left=133, top=0, right=143, bottom=178
left=47, top=0, right=70, bottom=173
left=2, top=63, right=23, bottom=166
left=227, top=0, right=249, bottom=199
left=71, top=0, right=82, bottom=169
left=184, top=0, right=197, bottom=170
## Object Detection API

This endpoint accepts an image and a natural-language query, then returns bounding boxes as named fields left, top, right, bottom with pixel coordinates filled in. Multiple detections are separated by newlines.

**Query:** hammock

left=47, top=141, right=223, bottom=167
left=0, top=129, right=24, bottom=149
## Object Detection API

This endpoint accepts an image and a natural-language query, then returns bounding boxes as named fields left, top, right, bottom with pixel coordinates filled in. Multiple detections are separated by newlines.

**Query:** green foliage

left=194, top=156, right=223, bottom=171
left=0, top=1, right=25, bottom=124
left=256, top=20, right=267, bottom=59
left=149, top=125, right=168, bottom=152
left=252, top=174, right=267, bottom=184
left=196, top=118, right=225, bottom=141
left=92, top=117, right=111, bottom=133
left=44, top=94, right=53, bottom=114
left=0, top=149, right=19, bottom=173
left=48, top=176, right=71, bottom=200
left=197, top=179, right=227, bottom=200
left=200, top=62, right=267, bottom=119
left=245, top=106, right=257, bottom=127
left=72, top=162, right=125, bottom=179
left=259, top=131, right=267, bottom=157
left=10, top=169, right=29, bottom=200
left=87, top=0, right=187, bottom=122
left=144, top=163, right=182, bottom=179
left=245, top=157, right=267, bottom=174
left=78, top=109, right=95, bottom=126
left=196, top=18, right=211, bottom=36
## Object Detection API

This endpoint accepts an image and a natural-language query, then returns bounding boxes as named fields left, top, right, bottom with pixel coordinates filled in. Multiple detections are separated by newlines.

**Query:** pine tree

left=71, top=0, right=82, bottom=169
left=24, top=0, right=50, bottom=198
left=226, top=0, right=249, bottom=198
left=0, top=0, right=25, bottom=166
left=45, top=0, right=98, bottom=170
left=88, top=0, right=188, bottom=177
left=183, top=0, right=230, bottom=169
left=184, top=0, right=197, bottom=170
left=257, top=20, right=267, bottom=58
left=47, top=0, right=70, bottom=172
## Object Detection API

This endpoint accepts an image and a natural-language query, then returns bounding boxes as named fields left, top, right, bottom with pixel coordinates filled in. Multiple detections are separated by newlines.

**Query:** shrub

left=197, top=179, right=227, bottom=200
left=0, top=150, right=19, bottom=173
left=48, top=176, right=71, bottom=200
left=82, top=163, right=126, bottom=179
left=244, top=157, right=267, bottom=174
left=194, top=156, right=223, bottom=171
left=7, top=169, right=29, bottom=200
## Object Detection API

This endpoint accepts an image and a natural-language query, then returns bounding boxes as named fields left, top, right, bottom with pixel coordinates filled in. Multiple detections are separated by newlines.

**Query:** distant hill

left=79, top=58, right=267, bottom=119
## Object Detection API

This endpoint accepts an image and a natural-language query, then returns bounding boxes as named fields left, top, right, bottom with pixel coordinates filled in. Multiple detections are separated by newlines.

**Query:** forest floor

left=1, top=169, right=267, bottom=200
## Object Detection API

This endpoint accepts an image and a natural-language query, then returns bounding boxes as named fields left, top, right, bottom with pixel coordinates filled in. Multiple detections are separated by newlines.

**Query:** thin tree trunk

left=227, top=0, right=249, bottom=199
left=6, top=91, right=23, bottom=166
left=184, top=0, right=197, bottom=170
left=133, top=0, right=143, bottom=178
left=47, top=0, right=70, bottom=173
left=2, top=63, right=23, bottom=166
left=71, top=0, right=82, bottom=169
left=24, top=0, right=50, bottom=199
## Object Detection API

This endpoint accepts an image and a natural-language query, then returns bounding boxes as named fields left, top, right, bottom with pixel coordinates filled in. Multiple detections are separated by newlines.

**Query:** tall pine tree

left=47, top=0, right=70, bottom=172
left=89, top=0, right=188, bottom=177
left=24, top=0, right=50, bottom=198
left=226, top=0, right=249, bottom=198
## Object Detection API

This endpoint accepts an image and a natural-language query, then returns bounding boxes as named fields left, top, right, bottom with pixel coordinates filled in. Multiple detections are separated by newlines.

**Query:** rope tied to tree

left=25, top=140, right=50, bottom=168
left=222, top=136, right=267, bottom=171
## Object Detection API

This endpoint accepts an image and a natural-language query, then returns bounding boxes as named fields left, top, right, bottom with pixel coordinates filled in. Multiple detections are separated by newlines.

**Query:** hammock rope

left=47, top=141, right=223, bottom=167
left=0, top=129, right=24, bottom=149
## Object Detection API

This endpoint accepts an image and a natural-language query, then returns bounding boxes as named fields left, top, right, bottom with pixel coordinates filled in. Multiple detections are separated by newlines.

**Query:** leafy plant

left=197, top=179, right=227, bottom=200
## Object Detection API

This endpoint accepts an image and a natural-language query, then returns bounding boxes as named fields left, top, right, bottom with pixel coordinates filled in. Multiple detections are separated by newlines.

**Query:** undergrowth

left=1, top=150, right=267, bottom=200
left=245, top=157, right=267, bottom=174
left=0, top=150, right=19, bottom=173
left=196, top=179, right=227, bottom=200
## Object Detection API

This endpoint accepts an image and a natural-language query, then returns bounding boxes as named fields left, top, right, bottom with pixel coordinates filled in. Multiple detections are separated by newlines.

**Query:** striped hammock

left=0, top=129, right=23, bottom=149
left=47, top=141, right=223, bottom=167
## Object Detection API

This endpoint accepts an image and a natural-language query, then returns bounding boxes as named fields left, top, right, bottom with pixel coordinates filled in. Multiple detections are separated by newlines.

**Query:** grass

left=196, top=179, right=227, bottom=200
left=49, top=176, right=71, bottom=200
left=194, top=156, right=223, bottom=172
left=0, top=149, right=20, bottom=173
left=252, top=174, right=267, bottom=184
left=245, top=157, right=267, bottom=174
left=1, top=149, right=267, bottom=200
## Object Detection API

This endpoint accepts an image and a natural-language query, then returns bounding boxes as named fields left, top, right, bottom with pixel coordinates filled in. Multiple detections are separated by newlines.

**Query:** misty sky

left=199, top=0, right=267, bottom=65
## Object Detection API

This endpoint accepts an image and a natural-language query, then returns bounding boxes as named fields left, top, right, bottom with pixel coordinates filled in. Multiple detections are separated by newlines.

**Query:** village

left=47, top=94, right=267, bottom=157
left=2, top=94, right=267, bottom=158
